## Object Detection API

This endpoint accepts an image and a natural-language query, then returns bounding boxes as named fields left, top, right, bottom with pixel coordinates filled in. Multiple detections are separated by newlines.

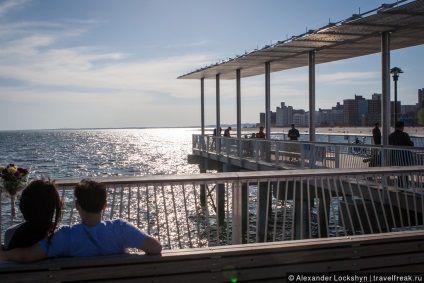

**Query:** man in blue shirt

left=0, top=179, right=162, bottom=263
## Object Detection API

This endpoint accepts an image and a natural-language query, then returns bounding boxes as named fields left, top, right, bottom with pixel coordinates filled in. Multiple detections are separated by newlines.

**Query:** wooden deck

left=191, top=146, right=370, bottom=172
left=1, top=230, right=423, bottom=282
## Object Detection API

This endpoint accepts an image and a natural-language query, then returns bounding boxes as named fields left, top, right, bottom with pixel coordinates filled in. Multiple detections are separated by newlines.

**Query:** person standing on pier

left=388, top=121, right=414, bottom=165
left=257, top=126, right=265, bottom=139
left=388, top=121, right=414, bottom=187
left=389, top=121, right=414, bottom=148
left=372, top=122, right=381, bottom=145
left=255, top=126, right=266, bottom=159
left=288, top=124, right=300, bottom=140
left=211, top=127, right=222, bottom=151
left=0, top=179, right=162, bottom=263
left=224, top=127, right=231, bottom=137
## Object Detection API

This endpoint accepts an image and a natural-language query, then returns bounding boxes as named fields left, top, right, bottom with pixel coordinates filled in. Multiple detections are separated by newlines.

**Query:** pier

left=1, top=167, right=424, bottom=281
left=190, top=133, right=424, bottom=171
left=1, top=1, right=424, bottom=281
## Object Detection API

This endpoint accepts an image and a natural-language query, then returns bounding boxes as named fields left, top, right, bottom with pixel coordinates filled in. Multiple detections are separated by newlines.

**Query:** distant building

left=368, top=94, right=381, bottom=125
left=259, top=90, right=423, bottom=128
left=293, top=113, right=308, bottom=126
left=275, top=102, right=293, bottom=127
left=418, top=88, right=424, bottom=108
left=259, top=111, right=276, bottom=127
left=402, top=105, right=418, bottom=116
left=292, top=111, right=320, bottom=127
left=343, top=96, right=363, bottom=127
left=344, top=93, right=397, bottom=126
left=318, top=102, right=344, bottom=126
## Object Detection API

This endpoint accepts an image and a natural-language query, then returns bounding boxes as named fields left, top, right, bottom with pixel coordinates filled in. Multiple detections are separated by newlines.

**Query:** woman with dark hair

left=3, top=179, right=62, bottom=250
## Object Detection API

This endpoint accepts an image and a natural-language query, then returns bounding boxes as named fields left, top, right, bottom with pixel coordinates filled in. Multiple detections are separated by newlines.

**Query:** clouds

left=0, top=0, right=28, bottom=18
left=0, top=2, right=217, bottom=130
left=0, top=1, right=213, bottom=95
left=0, top=0, right=423, bottom=130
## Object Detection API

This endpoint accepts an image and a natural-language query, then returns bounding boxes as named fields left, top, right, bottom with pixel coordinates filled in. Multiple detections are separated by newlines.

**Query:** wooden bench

left=1, top=231, right=423, bottom=282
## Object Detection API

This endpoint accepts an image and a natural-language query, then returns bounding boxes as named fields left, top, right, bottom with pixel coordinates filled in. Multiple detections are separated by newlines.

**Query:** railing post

left=232, top=181, right=243, bottom=244
left=206, top=135, right=210, bottom=153
left=216, top=138, right=221, bottom=155
left=335, top=146, right=340, bottom=168
left=217, top=182, right=225, bottom=226
left=225, top=138, right=230, bottom=156
left=275, top=143, right=280, bottom=166
left=257, top=180, right=271, bottom=242
left=200, top=135, right=205, bottom=151
left=300, top=145, right=305, bottom=169
left=381, top=147, right=387, bottom=166
left=239, top=138, right=244, bottom=159
left=255, top=141, right=259, bottom=162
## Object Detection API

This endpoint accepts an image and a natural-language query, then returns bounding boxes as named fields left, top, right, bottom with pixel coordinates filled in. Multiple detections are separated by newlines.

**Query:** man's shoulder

left=101, top=219, right=132, bottom=229
left=54, top=224, right=77, bottom=235
left=105, top=218, right=128, bottom=225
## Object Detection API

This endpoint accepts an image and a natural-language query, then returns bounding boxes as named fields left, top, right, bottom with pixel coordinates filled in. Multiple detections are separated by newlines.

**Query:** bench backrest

left=1, top=230, right=423, bottom=282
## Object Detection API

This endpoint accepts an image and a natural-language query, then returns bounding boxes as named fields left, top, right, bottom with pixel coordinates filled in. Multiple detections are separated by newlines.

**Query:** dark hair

left=395, top=121, right=405, bottom=129
left=19, top=179, right=62, bottom=243
left=74, top=179, right=107, bottom=213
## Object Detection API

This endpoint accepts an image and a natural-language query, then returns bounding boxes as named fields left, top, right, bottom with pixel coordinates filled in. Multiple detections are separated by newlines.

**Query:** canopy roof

left=178, top=0, right=424, bottom=80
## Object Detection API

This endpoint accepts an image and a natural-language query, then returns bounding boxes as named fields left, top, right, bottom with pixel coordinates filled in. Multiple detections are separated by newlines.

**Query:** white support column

left=216, top=74, right=221, bottom=153
left=308, top=51, right=316, bottom=142
left=236, top=69, right=242, bottom=138
left=201, top=78, right=205, bottom=136
left=265, top=62, right=271, bottom=140
left=381, top=32, right=391, bottom=147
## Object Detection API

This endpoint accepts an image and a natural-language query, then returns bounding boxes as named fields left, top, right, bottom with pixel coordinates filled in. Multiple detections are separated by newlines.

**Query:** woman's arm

left=0, top=243, right=46, bottom=263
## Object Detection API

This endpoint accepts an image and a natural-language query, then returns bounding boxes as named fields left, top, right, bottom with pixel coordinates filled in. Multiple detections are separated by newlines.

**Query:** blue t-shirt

left=38, top=219, right=147, bottom=257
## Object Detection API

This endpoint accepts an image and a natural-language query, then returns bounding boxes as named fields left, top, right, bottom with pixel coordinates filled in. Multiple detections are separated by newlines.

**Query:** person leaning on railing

left=388, top=121, right=414, bottom=166
left=0, top=179, right=162, bottom=263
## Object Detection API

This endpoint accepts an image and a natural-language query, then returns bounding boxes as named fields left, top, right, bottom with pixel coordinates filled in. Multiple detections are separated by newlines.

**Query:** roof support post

left=216, top=74, right=221, bottom=153
left=308, top=51, right=316, bottom=142
left=381, top=32, right=391, bottom=146
left=201, top=78, right=205, bottom=136
left=265, top=62, right=271, bottom=140
left=236, top=69, right=242, bottom=138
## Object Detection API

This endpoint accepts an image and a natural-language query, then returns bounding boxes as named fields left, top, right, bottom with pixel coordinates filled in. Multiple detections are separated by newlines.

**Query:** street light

left=390, top=67, right=403, bottom=126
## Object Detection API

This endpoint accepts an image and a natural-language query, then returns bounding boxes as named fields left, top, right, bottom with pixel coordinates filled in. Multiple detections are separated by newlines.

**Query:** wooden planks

left=1, top=230, right=424, bottom=282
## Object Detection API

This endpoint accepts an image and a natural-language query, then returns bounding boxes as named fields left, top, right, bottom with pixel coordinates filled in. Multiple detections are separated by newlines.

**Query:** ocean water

left=0, top=128, right=207, bottom=243
left=0, top=128, right=201, bottom=179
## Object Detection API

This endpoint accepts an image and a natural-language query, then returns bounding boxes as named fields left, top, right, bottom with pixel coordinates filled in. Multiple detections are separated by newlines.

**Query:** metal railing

left=269, top=132, right=424, bottom=147
left=1, top=167, right=423, bottom=249
left=193, top=134, right=424, bottom=169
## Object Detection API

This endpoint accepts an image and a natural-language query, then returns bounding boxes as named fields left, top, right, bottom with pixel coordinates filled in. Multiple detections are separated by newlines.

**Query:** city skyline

left=260, top=88, right=424, bottom=128
left=0, top=0, right=423, bottom=130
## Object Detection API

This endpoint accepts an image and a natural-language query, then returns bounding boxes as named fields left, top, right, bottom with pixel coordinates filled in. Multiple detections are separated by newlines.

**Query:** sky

left=0, top=0, right=423, bottom=130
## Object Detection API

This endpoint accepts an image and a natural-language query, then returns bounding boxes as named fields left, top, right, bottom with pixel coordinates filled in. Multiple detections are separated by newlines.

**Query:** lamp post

left=390, top=67, right=403, bottom=126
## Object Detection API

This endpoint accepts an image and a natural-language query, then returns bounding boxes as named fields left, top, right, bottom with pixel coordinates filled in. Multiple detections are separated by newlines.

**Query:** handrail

left=192, top=134, right=424, bottom=169
left=1, top=166, right=423, bottom=249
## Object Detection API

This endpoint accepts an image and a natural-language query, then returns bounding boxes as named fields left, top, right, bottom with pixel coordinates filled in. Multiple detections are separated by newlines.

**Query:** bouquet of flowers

left=0, top=163, right=30, bottom=197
